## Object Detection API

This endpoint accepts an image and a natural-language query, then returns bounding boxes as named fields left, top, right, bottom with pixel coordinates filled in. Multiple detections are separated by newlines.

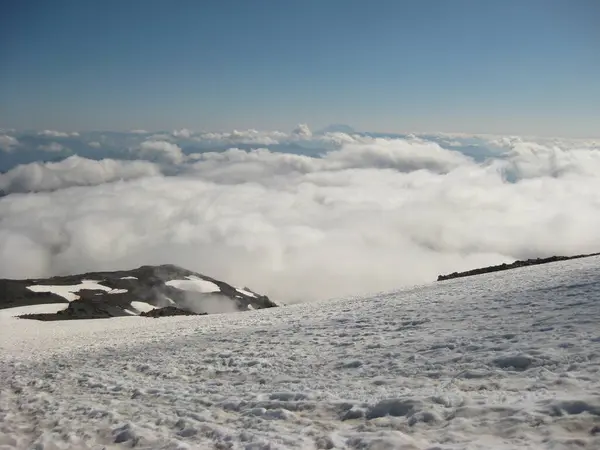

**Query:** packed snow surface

left=1, top=257, right=600, bottom=449
left=165, top=275, right=220, bottom=293
left=26, top=281, right=126, bottom=302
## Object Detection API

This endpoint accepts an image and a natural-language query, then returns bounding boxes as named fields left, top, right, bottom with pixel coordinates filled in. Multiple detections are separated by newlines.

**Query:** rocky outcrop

left=140, top=306, right=206, bottom=318
left=437, top=253, right=600, bottom=281
left=1, top=264, right=277, bottom=321
left=18, top=296, right=127, bottom=321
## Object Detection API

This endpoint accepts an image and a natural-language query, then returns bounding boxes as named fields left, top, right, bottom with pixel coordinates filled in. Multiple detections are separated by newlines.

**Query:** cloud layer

left=1, top=126, right=600, bottom=304
left=0, top=156, right=160, bottom=194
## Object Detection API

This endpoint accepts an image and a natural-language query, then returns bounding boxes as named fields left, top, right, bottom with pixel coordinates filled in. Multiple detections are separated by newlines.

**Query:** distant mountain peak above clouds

left=0, top=264, right=278, bottom=321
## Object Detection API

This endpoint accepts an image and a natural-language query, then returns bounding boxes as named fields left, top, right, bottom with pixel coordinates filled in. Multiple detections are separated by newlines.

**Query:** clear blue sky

left=1, top=0, right=598, bottom=136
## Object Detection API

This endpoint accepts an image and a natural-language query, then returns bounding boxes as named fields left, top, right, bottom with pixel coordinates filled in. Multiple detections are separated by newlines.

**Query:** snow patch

left=26, top=281, right=115, bottom=301
left=120, top=276, right=138, bottom=280
left=166, top=276, right=220, bottom=293
left=109, top=288, right=128, bottom=294
left=130, top=301, right=156, bottom=313
left=236, top=287, right=257, bottom=298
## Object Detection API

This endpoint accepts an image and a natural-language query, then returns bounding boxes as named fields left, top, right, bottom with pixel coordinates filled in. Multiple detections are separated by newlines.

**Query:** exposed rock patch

left=437, top=253, right=600, bottom=281
left=140, top=306, right=205, bottom=318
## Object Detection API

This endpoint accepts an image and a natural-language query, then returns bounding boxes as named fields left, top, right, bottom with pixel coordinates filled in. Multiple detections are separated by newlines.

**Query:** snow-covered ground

left=1, top=256, right=599, bottom=449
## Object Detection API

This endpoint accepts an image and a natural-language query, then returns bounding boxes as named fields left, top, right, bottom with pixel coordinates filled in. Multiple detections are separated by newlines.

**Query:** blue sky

left=1, top=0, right=598, bottom=136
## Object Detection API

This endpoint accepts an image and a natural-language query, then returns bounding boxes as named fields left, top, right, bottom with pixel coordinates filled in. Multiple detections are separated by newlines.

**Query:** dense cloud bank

left=1, top=126, right=599, bottom=303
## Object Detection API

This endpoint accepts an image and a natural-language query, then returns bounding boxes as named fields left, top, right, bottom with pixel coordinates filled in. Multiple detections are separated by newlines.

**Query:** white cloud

left=442, top=140, right=464, bottom=147
left=318, top=131, right=362, bottom=147
left=322, top=138, right=472, bottom=173
left=137, top=140, right=185, bottom=164
left=0, top=135, right=19, bottom=152
left=195, top=129, right=286, bottom=146
left=172, top=128, right=193, bottom=138
left=129, top=129, right=149, bottom=134
left=484, top=139, right=600, bottom=179
left=1, top=132, right=600, bottom=306
left=188, top=124, right=357, bottom=148
left=147, top=133, right=173, bottom=141
left=88, top=141, right=102, bottom=148
left=184, top=137, right=471, bottom=185
left=37, top=142, right=68, bottom=152
left=291, top=123, right=313, bottom=139
left=38, top=130, right=78, bottom=138
left=0, top=156, right=161, bottom=194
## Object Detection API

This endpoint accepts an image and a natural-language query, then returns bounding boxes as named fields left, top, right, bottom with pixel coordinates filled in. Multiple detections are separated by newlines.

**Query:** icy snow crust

left=1, top=257, right=600, bottom=449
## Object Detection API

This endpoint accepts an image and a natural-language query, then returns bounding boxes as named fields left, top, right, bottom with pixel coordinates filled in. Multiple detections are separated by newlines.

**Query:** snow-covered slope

left=1, top=256, right=599, bottom=449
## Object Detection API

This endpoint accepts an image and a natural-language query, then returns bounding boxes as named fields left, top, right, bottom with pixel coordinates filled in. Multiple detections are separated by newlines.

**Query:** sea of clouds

left=1, top=125, right=599, bottom=303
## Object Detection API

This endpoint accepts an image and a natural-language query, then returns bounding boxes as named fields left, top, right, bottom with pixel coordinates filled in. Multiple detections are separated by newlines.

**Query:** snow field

left=1, top=256, right=599, bottom=449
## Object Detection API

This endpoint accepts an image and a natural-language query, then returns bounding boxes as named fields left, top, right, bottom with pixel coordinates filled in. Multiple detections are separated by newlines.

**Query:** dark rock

left=0, top=279, right=65, bottom=309
left=140, top=306, right=206, bottom=318
left=365, top=398, right=422, bottom=419
left=341, top=408, right=365, bottom=420
left=437, top=252, right=600, bottom=282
